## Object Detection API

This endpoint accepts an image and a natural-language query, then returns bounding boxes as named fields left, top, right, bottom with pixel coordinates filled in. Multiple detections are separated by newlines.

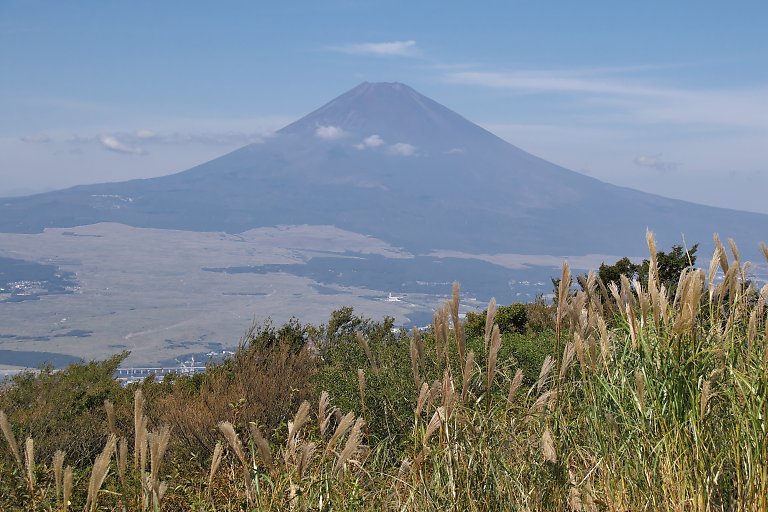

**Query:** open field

left=0, top=223, right=617, bottom=368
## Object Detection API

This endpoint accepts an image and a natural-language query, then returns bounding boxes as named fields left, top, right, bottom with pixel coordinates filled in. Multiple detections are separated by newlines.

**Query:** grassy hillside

left=1, top=233, right=767, bottom=511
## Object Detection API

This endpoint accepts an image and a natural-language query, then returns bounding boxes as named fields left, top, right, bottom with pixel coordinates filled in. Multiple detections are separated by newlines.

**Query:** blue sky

left=2, top=1, right=767, bottom=213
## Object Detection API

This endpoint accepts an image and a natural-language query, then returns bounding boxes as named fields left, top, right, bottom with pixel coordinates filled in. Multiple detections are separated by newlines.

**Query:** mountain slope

left=1, top=82, right=765, bottom=256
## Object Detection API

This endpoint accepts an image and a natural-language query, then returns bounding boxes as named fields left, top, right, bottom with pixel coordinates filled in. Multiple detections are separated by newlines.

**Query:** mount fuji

left=2, top=82, right=766, bottom=256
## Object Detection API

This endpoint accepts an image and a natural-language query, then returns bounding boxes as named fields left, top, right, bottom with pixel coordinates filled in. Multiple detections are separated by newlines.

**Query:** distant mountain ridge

left=1, top=82, right=765, bottom=256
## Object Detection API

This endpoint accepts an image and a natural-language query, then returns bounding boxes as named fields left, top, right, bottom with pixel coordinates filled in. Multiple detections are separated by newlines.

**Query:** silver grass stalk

left=86, top=433, right=117, bottom=512
left=484, top=297, right=497, bottom=356
left=412, top=327, right=425, bottom=371
left=117, top=437, right=128, bottom=485
left=334, top=417, right=365, bottom=476
left=0, top=410, right=22, bottom=470
left=486, top=324, right=501, bottom=393
left=450, top=282, right=466, bottom=367
left=104, top=399, right=116, bottom=436
left=713, top=234, right=728, bottom=273
left=556, top=262, right=571, bottom=337
left=208, top=441, right=223, bottom=490
left=53, top=449, right=65, bottom=501
left=701, top=380, right=712, bottom=419
left=218, top=421, right=253, bottom=503
left=461, top=350, right=475, bottom=402
left=357, top=369, right=366, bottom=415
left=535, top=355, right=555, bottom=393
left=707, top=245, right=721, bottom=292
left=63, top=466, right=73, bottom=511
left=507, top=369, right=524, bottom=405
left=598, top=317, right=610, bottom=367
left=133, top=388, right=144, bottom=471
left=559, top=341, right=576, bottom=381
left=415, top=382, right=430, bottom=419
left=646, top=229, right=658, bottom=281
left=356, top=332, right=378, bottom=372
left=728, top=238, right=741, bottom=265
left=139, top=416, right=148, bottom=476
left=318, top=390, right=333, bottom=437
left=24, top=436, right=34, bottom=491
left=542, top=427, right=557, bottom=463
left=423, top=408, right=443, bottom=447
left=410, top=338, right=422, bottom=391
left=761, top=242, right=768, bottom=263
left=748, top=309, right=758, bottom=353
left=297, top=441, right=317, bottom=478
left=149, top=425, right=171, bottom=485
left=327, top=412, right=355, bottom=454
left=528, top=390, right=556, bottom=416
left=218, top=422, right=245, bottom=466
left=398, top=458, right=412, bottom=479
left=441, top=368, right=456, bottom=418
left=635, top=369, right=646, bottom=415
left=287, top=400, right=311, bottom=446
left=248, top=423, right=273, bottom=469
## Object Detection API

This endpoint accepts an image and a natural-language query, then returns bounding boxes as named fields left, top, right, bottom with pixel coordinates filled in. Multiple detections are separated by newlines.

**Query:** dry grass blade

left=0, top=410, right=22, bottom=470
left=761, top=242, right=768, bottom=263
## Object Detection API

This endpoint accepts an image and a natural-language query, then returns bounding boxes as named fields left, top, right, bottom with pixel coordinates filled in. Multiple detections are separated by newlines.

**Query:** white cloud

left=633, top=154, right=679, bottom=172
left=333, top=40, right=418, bottom=57
left=355, top=134, right=385, bottom=149
left=99, top=135, right=144, bottom=155
left=445, top=70, right=676, bottom=98
left=389, top=142, right=417, bottom=156
left=135, top=129, right=157, bottom=140
left=315, top=125, right=346, bottom=140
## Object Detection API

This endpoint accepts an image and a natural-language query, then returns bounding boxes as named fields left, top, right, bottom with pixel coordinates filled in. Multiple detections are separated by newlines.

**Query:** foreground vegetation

left=2, top=233, right=768, bottom=510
